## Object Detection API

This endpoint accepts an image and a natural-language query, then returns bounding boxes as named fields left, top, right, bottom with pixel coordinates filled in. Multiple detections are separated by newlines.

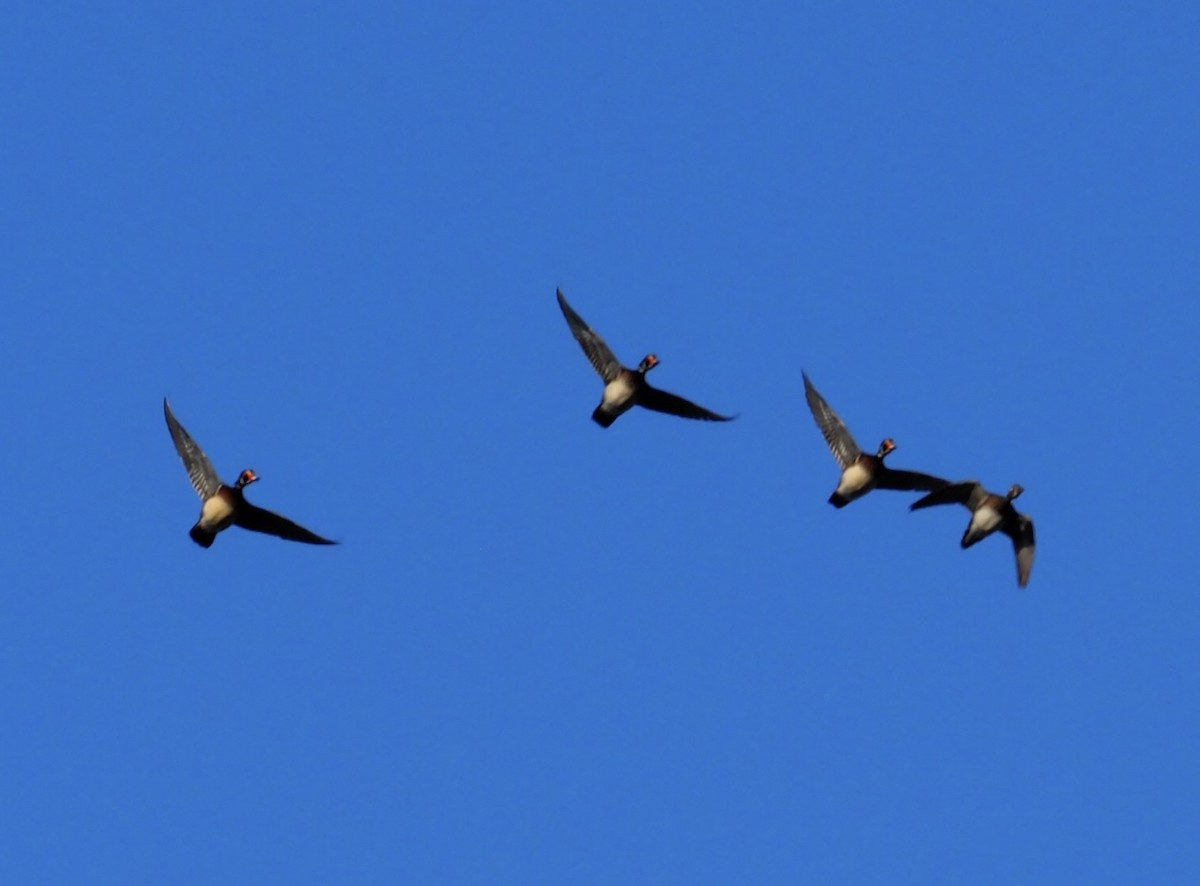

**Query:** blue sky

left=1, top=2, right=1197, bottom=882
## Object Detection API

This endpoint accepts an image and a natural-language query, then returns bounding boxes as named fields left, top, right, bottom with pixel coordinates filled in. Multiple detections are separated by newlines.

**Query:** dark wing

left=164, top=398, right=223, bottom=499
left=638, top=385, right=735, bottom=422
left=233, top=502, right=338, bottom=545
left=875, top=468, right=951, bottom=493
left=802, top=371, right=862, bottom=469
left=1002, top=514, right=1036, bottom=588
left=556, top=288, right=622, bottom=383
left=909, top=480, right=984, bottom=511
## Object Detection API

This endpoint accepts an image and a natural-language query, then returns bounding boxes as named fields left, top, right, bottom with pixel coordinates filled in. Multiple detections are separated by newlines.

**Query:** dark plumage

left=910, top=481, right=1035, bottom=588
left=556, top=288, right=735, bottom=427
left=802, top=371, right=946, bottom=507
left=164, top=399, right=338, bottom=548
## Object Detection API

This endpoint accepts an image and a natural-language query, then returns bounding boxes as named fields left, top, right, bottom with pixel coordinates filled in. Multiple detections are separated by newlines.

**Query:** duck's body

left=557, top=289, right=735, bottom=427
left=164, top=399, right=337, bottom=548
left=830, top=457, right=882, bottom=507
left=594, top=368, right=642, bottom=427
left=910, top=481, right=1035, bottom=587
left=802, top=371, right=946, bottom=507
left=193, top=485, right=240, bottom=546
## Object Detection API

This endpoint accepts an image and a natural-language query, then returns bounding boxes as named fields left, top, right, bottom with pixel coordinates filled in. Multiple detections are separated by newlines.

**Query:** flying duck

left=909, top=481, right=1035, bottom=588
left=556, top=288, right=735, bottom=427
left=163, top=398, right=337, bottom=548
left=802, top=371, right=947, bottom=507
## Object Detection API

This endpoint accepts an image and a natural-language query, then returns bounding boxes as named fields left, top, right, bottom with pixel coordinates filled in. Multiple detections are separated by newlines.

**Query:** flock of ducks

left=800, top=370, right=1035, bottom=588
left=164, top=289, right=1036, bottom=588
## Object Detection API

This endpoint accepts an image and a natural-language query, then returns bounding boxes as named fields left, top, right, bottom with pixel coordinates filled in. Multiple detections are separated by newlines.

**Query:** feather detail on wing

left=802, top=372, right=862, bottom=469
left=164, top=398, right=224, bottom=499
left=556, top=289, right=622, bottom=382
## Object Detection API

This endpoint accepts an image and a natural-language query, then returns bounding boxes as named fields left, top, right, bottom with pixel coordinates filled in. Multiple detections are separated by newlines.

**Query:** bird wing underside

left=638, top=385, right=735, bottom=422
left=234, top=502, right=338, bottom=545
left=802, top=372, right=863, bottom=468
left=875, top=468, right=950, bottom=493
left=163, top=398, right=224, bottom=499
left=556, top=289, right=622, bottom=382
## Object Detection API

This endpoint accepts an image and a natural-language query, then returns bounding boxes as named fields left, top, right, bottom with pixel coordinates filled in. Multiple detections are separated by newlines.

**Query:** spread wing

left=875, top=468, right=950, bottom=493
left=802, top=372, right=862, bottom=468
left=164, top=398, right=224, bottom=499
left=556, top=289, right=622, bottom=383
left=233, top=502, right=338, bottom=545
left=1002, top=514, right=1036, bottom=588
left=909, top=480, right=984, bottom=511
left=638, top=385, right=735, bottom=422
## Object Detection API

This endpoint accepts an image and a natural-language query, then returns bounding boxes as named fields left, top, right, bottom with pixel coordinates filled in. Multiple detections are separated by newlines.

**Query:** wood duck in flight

left=910, top=481, right=1036, bottom=588
left=556, top=288, right=735, bottom=428
left=802, top=371, right=947, bottom=507
left=163, top=398, right=338, bottom=548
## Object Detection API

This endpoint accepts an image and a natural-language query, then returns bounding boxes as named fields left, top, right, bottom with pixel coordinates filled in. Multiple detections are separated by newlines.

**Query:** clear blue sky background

left=2, top=3, right=1196, bottom=882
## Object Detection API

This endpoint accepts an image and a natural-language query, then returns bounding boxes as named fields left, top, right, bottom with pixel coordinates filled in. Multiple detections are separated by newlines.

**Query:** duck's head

left=638, top=354, right=660, bottom=374
left=237, top=469, right=259, bottom=488
left=1007, top=483, right=1024, bottom=500
left=876, top=438, right=897, bottom=458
